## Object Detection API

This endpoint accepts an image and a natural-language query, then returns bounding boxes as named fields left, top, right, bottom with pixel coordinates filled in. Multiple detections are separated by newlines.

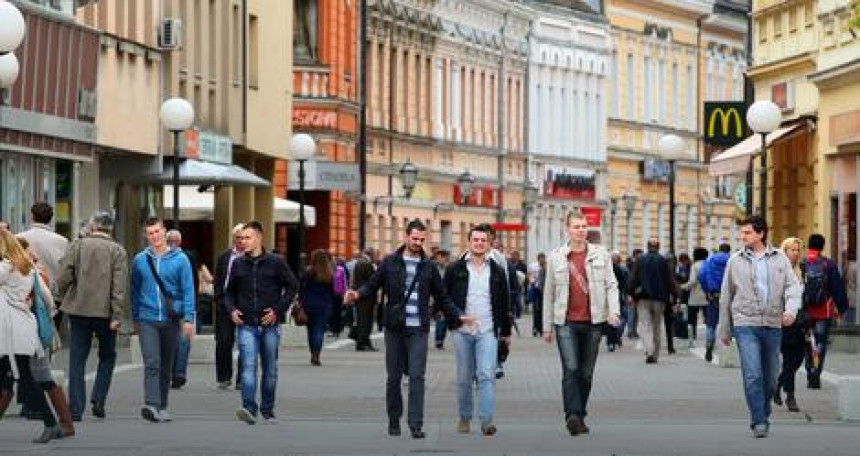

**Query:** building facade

left=525, top=1, right=611, bottom=260
left=606, top=0, right=748, bottom=256
left=364, top=0, right=530, bottom=256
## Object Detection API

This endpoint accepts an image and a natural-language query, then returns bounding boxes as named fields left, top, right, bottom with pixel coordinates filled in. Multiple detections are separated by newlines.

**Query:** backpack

left=801, top=258, right=830, bottom=308
left=333, top=264, right=348, bottom=295
left=32, top=274, right=54, bottom=349
left=699, top=254, right=728, bottom=294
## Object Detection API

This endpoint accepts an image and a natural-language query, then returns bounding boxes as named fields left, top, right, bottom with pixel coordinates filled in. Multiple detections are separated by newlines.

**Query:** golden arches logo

left=708, top=108, right=744, bottom=138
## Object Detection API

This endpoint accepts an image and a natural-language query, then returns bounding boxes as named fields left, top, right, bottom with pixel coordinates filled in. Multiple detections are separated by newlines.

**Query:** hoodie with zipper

left=131, top=247, right=196, bottom=324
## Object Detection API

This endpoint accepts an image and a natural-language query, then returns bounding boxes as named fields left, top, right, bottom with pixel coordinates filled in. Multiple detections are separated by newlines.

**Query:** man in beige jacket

left=56, top=212, right=128, bottom=421
left=543, top=209, right=620, bottom=436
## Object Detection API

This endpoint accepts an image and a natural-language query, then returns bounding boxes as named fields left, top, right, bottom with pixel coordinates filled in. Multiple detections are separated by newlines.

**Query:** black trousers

left=663, top=305, right=675, bottom=352
left=214, top=309, right=239, bottom=383
left=532, top=295, right=543, bottom=335
left=384, top=328, right=428, bottom=428
left=355, top=299, right=376, bottom=348
left=1, top=355, right=56, bottom=427
left=779, top=324, right=806, bottom=394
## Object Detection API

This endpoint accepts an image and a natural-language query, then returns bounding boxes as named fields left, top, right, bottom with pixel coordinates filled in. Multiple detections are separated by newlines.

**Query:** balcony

left=294, top=65, right=330, bottom=98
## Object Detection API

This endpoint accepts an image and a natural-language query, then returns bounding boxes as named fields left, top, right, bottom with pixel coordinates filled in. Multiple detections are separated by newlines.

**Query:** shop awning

left=135, top=159, right=270, bottom=187
left=708, top=123, right=806, bottom=176
left=163, top=186, right=316, bottom=226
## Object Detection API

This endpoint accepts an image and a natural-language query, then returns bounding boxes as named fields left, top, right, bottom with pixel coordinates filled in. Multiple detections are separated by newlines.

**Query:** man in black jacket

left=345, top=219, right=475, bottom=439
left=444, top=224, right=511, bottom=436
left=628, top=239, right=678, bottom=364
left=223, top=221, right=298, bottom=425
left=213, top=224, right=245, bottom=389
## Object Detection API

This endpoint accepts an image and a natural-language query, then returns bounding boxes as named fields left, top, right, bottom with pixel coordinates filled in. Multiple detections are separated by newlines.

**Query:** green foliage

left=852, top=4, right=860, bottom=31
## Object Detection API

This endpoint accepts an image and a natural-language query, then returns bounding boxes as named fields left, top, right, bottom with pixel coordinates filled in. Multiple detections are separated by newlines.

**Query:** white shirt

left=463, top=254, right=493, bottom=334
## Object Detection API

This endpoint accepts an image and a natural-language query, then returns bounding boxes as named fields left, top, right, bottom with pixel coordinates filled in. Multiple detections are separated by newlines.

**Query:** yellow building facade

left=606, top=0, right=748, bottom=256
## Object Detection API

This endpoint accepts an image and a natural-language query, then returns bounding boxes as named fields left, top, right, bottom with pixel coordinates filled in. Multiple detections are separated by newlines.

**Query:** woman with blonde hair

left=774, top=236, right=805, bottom=412
left=0, top=230, right=62, bottom=443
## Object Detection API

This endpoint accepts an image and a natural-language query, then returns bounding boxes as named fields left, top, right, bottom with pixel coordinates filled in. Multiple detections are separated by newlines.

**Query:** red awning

left=489, top=223, right=527, bottom=232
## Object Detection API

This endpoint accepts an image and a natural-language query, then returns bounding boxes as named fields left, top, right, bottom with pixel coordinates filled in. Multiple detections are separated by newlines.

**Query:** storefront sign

left=544, top=165, right=596, bottom=200
left=183, top=129, right=233, bottom=164
left=452, top=186, right=502, bottom=208
left=830, top=110, right=860, bottom=147
left=704, top=102, right=748, bottom=147
left=287, top=161, right=360, bottom=192
left=293, top=109, right=337, bottom=129
left=641, top=157, right=671, bottom=182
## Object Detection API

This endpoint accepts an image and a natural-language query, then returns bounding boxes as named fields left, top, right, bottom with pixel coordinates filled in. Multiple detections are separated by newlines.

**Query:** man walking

left=352, top=248, right=379, bottom=352
left=223, top=221, right=298, bottom=425
left=131, top=217, right=196, bottom=422
left=166, top=229, right=199, bottom=389
left=444, top=224, right=511, bottom=436
left=719, top=215, right=801, bottom=438
left=56, top=212, right=127, bottom=421
left=801, top=234, right=848, bottom=389
left=214, top=224, right=246, bottom=389
left=344, top=219, right=474, bottom=439
left=628, top=239, right=678, bottom=363
left=543, top=210, right=620, bottom=436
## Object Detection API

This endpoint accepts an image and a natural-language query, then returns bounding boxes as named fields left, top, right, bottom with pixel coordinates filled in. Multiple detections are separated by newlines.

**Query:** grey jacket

left=717, top=246, right=801, bottom=341
left=542, top=242, right=620, bottom=332
left=56, top=232, right=128, bottom=320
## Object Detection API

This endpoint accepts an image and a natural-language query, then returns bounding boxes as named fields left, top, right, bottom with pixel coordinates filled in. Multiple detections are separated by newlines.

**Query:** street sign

left=287, top=161, right=361, bottom=192
left=704, top=102, right=748, bottom=147
left=733, top=182, right=747, bottom=212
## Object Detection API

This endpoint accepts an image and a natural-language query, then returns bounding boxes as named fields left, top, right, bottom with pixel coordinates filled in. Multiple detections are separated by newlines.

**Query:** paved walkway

left=1, top=317, right=857, bottom=455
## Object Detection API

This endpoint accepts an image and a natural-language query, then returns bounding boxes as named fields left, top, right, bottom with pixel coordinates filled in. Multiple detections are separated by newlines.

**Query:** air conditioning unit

left=158, top=18, right=182, bottom=50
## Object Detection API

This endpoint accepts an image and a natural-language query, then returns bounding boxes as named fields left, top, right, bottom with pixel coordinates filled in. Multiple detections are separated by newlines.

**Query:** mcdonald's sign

left=704, top=102, right=749, bottom=147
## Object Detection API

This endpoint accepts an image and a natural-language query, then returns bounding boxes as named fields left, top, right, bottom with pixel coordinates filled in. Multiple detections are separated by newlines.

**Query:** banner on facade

left=452, top=186, right=502, bottom=208
left=704, top=102, right=748, bottom=147
left=544, top=166, right=596, bottom=200
left=581, top=206, right=602, bottom=228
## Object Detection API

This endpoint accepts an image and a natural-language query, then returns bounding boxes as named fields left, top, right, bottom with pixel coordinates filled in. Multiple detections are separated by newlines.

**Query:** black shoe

left=772, top=387, right=783, bottom=406
left=409, top=427, right=426, bottom=439
left=388, top=420, right=401, bottom=436
left=92, top=402, right=106, bottom=419
left=705, top=345, right=714, bottom=362
left=645, top=356, right=657, bottom=364
left=786, top=394, right=800, bottom=412
left=808, top=376, right=821, bottom=389
left=170, top=377, right=186, bottom=389
left=435, top=342, right=444, bottom=350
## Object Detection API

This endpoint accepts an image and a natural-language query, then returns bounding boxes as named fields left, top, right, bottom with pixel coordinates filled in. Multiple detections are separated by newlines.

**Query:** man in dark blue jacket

left=223, top=221, right=297, bottom=425
left=345, top=219, right=474, bottom=439
left=628, top=239, right=678, bottom=364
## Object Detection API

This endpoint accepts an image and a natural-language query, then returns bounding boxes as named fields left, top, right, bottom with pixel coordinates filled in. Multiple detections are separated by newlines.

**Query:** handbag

left=290, top=299, right=308, bottom=326
left=32, top=273, right=54, bottom=349
left=146, top=255, right=182, bottom=321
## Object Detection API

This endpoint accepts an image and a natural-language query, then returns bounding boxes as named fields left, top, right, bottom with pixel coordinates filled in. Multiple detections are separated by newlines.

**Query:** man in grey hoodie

left=718, top=215, right=801, bottom=438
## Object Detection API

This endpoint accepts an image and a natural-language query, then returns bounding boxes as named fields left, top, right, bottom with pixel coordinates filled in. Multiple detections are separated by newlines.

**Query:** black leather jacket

left=443, top=257, right=512, bottom=337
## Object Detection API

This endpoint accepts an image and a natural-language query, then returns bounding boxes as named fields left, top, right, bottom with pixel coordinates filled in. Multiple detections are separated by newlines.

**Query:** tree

left=852, top=4, right=860, bottom=32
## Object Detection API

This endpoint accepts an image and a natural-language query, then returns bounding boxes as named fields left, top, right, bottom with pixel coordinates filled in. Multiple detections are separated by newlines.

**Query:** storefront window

left=0, top=153, right=63, bottom=233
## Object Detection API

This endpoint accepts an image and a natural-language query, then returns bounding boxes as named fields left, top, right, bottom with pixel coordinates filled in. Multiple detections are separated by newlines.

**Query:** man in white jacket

left=543, top=209, right=620, bottom=436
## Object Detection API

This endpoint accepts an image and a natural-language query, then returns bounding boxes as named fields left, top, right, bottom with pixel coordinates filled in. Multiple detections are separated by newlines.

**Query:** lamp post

left=291, top=133, right=316, bottom=268
left=746, top=100, right=781, bottom=218
left=622, top=192, right=638, bottom=256
left=159, top=97, right=195, bottom=229
left=523, top=180, right=540, bottom=262
left=701, top=193, right=715, bottom=248
left=609, top=198, right=618, bottom=252
left=658, top=134, right=685, bottom=254
left=399, top=160, right=418, bottom=198
left=457, top=170, right=476, bottom=205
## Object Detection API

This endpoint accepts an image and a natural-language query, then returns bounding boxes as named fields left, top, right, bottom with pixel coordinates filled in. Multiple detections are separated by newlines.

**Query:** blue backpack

left=698, top=254, right=728, bottom=294
left=32, top=273, right=54, bottom=349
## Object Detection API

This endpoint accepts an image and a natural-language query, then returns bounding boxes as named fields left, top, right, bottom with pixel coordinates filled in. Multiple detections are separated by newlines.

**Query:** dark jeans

left=434, top=315, right=447, bottom=346
left=139, top=320, right=180, bottom=410
left=663, top=306, right=675, bottom=352
left=627, top=302, right=639, bottom=337
left=805, top=319, right=832, bottom=379
left=68, top=315, right=117, bottom=419
left=306, top=309, right=329, bottom=354
left=779, top=324, right=806, bottom=394
left=355, top=299, right=376, bottom=348
left=384, top=328, right=428, bottom=428
left=555, top=322, right=602, bottom=420
left=607, top=304, right=629, bottom=346
left=214, top=309, right=239, bottom=384
left=0, top=355, right=56, bottom=427
left=687, top=305, right=705, bottom=340
left=532, top=295, right=543, bottom=335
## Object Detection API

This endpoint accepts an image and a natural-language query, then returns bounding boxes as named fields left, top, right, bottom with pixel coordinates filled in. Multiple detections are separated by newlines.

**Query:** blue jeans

left=805, top=319, right=832, bottom=379
left=68, top=315, right=117, bottom=419
left=237, top=324, right=280, bottom=415
left=453, top=330, right=498, bottom=424
left=173, top=337, right=191, bottom=381
left=555, top=322, right=602, bottom=420
left=434, top=316, right=447, bottom=346
left=734, top=326, right=781, bottom=428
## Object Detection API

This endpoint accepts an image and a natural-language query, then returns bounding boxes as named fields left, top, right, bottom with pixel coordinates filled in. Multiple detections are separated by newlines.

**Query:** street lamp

left=622, top=192, right=638, bottom=256
left=159, top=97, right=195, bottom=228
left=523, top=180, right=540, bottom=262
left=291, top=133, right=316, bottom=268
left=701, top=192, right=715, bottom=248
left=746, top=100, right=781, bottom=218
left=399, top=160, right=418, bottom=198
left=457, top=170, right=476, bottom=205
left=609, top=198, right=618, bottom=252
left=0, top=52, right=20, bottom=87
left=658, top=134, right=685, bottom=254
left=0, top=2, right=26, bottom=54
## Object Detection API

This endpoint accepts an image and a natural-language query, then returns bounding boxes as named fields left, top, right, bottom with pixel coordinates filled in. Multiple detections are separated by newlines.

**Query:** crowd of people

left=0, top=202, right=856, bottom=444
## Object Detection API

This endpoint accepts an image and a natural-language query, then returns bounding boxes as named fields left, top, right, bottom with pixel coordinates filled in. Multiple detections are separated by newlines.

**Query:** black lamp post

left=291, top=133, right=317, bottom=268
left=457, top=170, right=476, bottom=205
left=523, top=180, right=540, bottom=261
left=160, top=98, right=195, bottom=229
left=658, top=134, right=684, bottom=255
left=622, top=192, right=638, bottom=255
left=609, top=198, right=618, bottom=252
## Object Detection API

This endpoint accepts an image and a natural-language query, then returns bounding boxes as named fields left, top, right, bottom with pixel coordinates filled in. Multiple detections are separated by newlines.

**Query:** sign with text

left=544, top=165, right=596, bottom=201
left=287, top=161, right=361, bottom=192
left=704, top=102, right=748, bottom=147
left=182, top=129, right=233, bottom=164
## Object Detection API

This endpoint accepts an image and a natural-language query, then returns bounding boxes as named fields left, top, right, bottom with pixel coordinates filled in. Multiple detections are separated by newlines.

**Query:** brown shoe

left=565, top=417, right=580, bottom=436
left=0, top=389, right=12, bottom=420
left=46, top=385, right=75, bottom=438
left=481, top=422, right=497, bottom=436
left=457, top=419, right=470, bottom=434
left=310, top=352, right=321, bottom=366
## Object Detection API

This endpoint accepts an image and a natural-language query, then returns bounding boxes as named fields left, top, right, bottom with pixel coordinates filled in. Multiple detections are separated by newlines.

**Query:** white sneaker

left=157, top=409, right=173, bottom=422
left=236, top=407, right=257, bottom=425
left=141, top=406, right=161, bottom=423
